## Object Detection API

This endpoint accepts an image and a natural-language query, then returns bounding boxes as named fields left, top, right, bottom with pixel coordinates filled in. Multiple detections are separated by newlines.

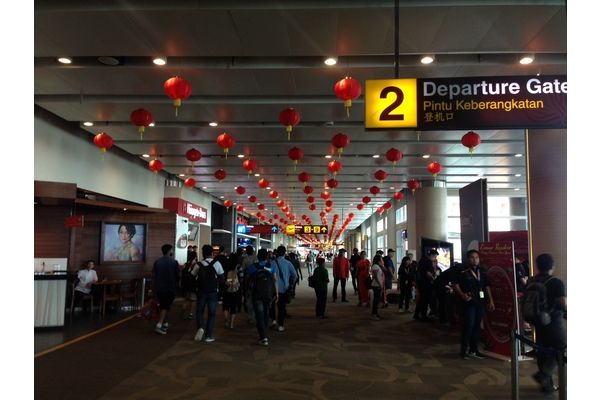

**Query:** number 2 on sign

left=364, top=79, right=417, bottom=129
left=380, top=86, right=405, bottom=120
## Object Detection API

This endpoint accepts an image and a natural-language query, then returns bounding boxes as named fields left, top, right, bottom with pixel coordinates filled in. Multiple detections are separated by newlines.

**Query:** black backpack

left=196, top=259, right=219, bottom=294
left=181, top=263, right=197, bottom=292
left=522, top=276, right=556, bottom=326
left=251, top=264, right=274, bottom=302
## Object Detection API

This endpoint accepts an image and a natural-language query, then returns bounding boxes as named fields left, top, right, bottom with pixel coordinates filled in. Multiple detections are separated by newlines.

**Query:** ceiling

left=34, top=0, right=567, bottom=232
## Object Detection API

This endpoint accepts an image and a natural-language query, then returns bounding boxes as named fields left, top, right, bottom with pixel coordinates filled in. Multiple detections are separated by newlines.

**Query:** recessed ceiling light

left=202, top=186, right=207, bottom=189
left=153, top=57, right=167, bottom=66
left=97, top=56, right=121, bottom=66
left=237, top=154, right=245, bottom=158
left=58, top=57, right=72, bottom=64
left=515, top=173, right=522, bottom=177
left=220, top=196, right=225, bottom=199
left=83, top=121, right=93, bottom=127
left=209, top=122, right=218, bottom=127
left=179, top=174, right=185, bottom=177
left=149, top=122, right=155, bottom=127
left=325, top=155, right=332, bottom=159
left=515, top=153, right=523, bottom=158
left=356, top=187, right=362, bottom=190
left=389, top=186, right=395, bottom=190
left=514, top=188, right=521, bottom=191
left=266, top=187, right=271, bottom=190
left=422, top=154, right=430, bottom=159
left=142, top=154, right=150, bottom=158
left=421, top=55, right=435, bottom=64
left=372, top=154, right=380, bottom=158
left=254, top=173, right=260, bottom=177
left=324, top=57, right=337, bottom=66
left=519, top=55, right=535, bottom=65
left=123, top=208, right=127, bottom=211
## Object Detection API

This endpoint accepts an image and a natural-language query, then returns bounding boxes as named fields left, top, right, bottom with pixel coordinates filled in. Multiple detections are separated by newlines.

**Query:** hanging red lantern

left=148, top=159, right=163, bottom=173
left=303, top=185, right=314, bottom=195
left=427, top=161, right=442, bottom=178
left=298, top=171, right=311, bottom=186
left=185, top=148, right=202, bottom=167
left=385, top=148, right=403, bottom=168
left=319, top=212, right=326, bottom=218
left=279, top=107, right=301, bottom=141
left=362, top=196, right=371, bottom=204
left=461, top=131, right=481, bottom=154
left=331, top=133, right=350, bottom=157
left=288, top=147, right=304, bottom=170
left=224, top=200, right=233, bottom=209
left=242, top=159, right=257, bottom=176
left=306, top=196, right=315, bottom=203
left=130, top=108, right=154, bottom=140
left=258, top=203, right=266, bottom=211
left=214, top=169, right=226, bottom=182
left=377, top=207, right=384, bottom=214
left=393, top=191, right=404, bottom=200
left=164, top=76, right=192, bottom=116
left=327, top=160, right=342, bottom=176
left=369, top=185, right=380, bottom=196
left=309, top=204, right=316, bottom=211
left=216, top=133, right=235, bottom=158
left=325, top=200, right=333, bottom=208
left=321, top=191, right=330, bottom=200
left=326, top=178, right=338, bottom=190
left=269, top=190, right=278, bottom=199
left=357, top=203, right=364, bottom=210
left=276, top=200, right=284, bottom=207
left=236, top=205, right=245, bottom=213
left=93, top=132, right=113, bottom=152
left=407, top=179, right=420, bottom=194
left=383, top=201, right=392, bottom=210
left=248, top=195, right=257, bottom=203
left=282, top=205, right=289, bottom=213
left=236, top=186, right=246, bottom=195
left=325, top=207, right=332, bottom=213
left=258, top=178, right=269, bottom=189
left=374, top=169, right=387, bottom=183
left=334, top=76, right=362, bottom=117
left=184, top=178, right=196, bottom=188
left=348, top=212, right=355, bottom=219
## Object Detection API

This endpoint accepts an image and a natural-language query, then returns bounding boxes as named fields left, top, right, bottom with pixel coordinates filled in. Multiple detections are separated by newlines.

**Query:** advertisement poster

left=479, top=241, right=518, bottom=358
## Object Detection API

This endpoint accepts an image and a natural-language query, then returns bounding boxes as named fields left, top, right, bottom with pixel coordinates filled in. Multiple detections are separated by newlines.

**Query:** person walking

left=349, top=248, right=361, bottom=295
left=152, top=244, right=180, bottom=335
left=356, top=251, right=371, bottom=307
left=271, top=246, right=298, bottom=331
left=312, top=257, right=330, bottom=318
left=397, top=256, right=414, bottom=313
left=382, top=249, right=396, bottom=307
left=247, top=248, right=277, bottom=346
left=332, top=248, right=350, bottom=302
left=370, top=255, right=385, bottom=320
left=414, top=249, right=437, bottom=321
left=192, top=244, right=225, bottom=343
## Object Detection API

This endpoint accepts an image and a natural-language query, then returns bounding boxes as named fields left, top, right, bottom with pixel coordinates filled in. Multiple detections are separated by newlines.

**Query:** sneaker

left=259, top=338, right=269, bottom=346
left=461, top=353, right=470, bottom=360
left=162, top=322, right=169, bottom=331
left=194, top=328, right=204, bottom=342
left=370, top=315, right=380, bottom=321
left=468, top=351, right=486, bottom=359
left=204, top=337, right=216, bottom=343
left=154, top=325, right=167, bottom=335
left=186, top=313, right=194, bottom=320
left=270, top=321, right=278, bottom=329
left=277, top=326, right=285, bottom=332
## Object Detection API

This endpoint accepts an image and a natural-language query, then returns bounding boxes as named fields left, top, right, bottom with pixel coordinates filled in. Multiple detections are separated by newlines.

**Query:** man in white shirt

left=74, top=259, right=98, bottom=312
left=192, top=244, right=225, bottom=343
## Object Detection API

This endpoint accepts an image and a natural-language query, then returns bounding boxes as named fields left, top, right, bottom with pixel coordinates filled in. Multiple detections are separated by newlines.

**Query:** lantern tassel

left=469, top=147, right=474, bottom=156
left=224, top=148, right=228, bottom=159
left=338, top=149, right=343, bottom=158
left=417, top=131, right=421, bottom=141
left=174, top=99, right=182, bottom=117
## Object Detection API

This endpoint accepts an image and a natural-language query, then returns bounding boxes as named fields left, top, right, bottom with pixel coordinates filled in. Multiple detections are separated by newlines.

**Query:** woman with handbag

left=312, top=257, right=330, bottom=318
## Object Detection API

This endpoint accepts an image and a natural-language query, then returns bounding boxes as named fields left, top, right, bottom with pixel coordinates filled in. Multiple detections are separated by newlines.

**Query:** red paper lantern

left=306, top=196, right=315, bottom=203
left=184, top=178, right=196, bottom=188
left=288, top=147, right=304, bottom=170
left=374, top=169, right=387, bottom=183
left=325, top=200, right=333, bottom=208
left=185, top=148, right=202, bottom=167
left=407, top=179, right=420, bottom=194
left=269, top=190, right=278, bottom=199
left=427, top=161, right=442, bottom=178
left=393, top=191, right=404, bottom=200
left=334, top=76, right=362, bottom=117
left=377, top=207, right=384, bottom=214
left=93, top=132, right=113, bottom=152
left=383, top=201, right=392, bottom=210
left=298, top=171, right=311, bottom=186
left=258, top=203, right=266, bottom=211
left=362, top=196, right=371, bottom=204
left=223, top=200, right=233, bottom=209
left=148, top=159, right=163, bottom=173
left=321, top=191, right=330, bottom=200
left=276, top=200, right=284, bottom=207
left=282, top=205, right=289, bottom=213
left=249, top=195, right=257, bottom=203
left=325, top=207, right=332, bottom=213
left=385, top=148, right=403, bottom=168
left=461, top=131, right=481, bottom=154
left=348, top=212, right=355, bottom=219
left=309, top=204, right=316, bottom=211
left=236, top=205, right=244, bottom=213
left=242, top=159, right=257, bottom=175
left=357, top=203, right=364, bottom=210
left=369, top=185, right=380, bottom=196
left=214, top=169, right=226, bottom=182
left=303, top=185, right=314, bottom=195
left=327, top=160, right=342, bottom=176
left=236, top=186, right=246, bottom=195
left=326, top=178, right=338, bottom=189
left=331, top=133, right=350, bottom=157
left=279, top=107, right=301, bottom=141
left=319, top=212, right=326, bottom=218
left=258, top=178, right=269, bottom=189
left=164, top=76, right=192, bottom=116
left=216, top=133, right=235, bottom=158
left=130, top=108, right=154, bottom=140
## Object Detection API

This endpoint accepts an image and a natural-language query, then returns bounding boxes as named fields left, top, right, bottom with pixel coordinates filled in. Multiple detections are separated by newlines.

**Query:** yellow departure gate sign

left=285, top=225, right=297, bottom=235
left=286, top=224, right=329, bottom=235
left=365, top=79, right=418, bottom=129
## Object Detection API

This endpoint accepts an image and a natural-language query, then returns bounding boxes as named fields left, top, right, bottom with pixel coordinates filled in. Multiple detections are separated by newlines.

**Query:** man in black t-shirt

left=349, top=248, right=360, bottom=295
left=453, top=249, right=495, bottom=359
left=529, top=253, right=566, bottom=393
left=153, top=244, right=180, bottom=335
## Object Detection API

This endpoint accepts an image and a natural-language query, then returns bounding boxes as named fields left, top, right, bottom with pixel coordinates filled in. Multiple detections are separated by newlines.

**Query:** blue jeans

left=253, top=299, right=271, bottom=340
left=461, top=301, right=485, bottom=354
left=196, top=292, right=218, bottom=339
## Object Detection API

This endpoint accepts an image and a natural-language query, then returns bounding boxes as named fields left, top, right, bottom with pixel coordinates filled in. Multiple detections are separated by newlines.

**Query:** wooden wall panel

left=34, top=205, right=71, bottom=258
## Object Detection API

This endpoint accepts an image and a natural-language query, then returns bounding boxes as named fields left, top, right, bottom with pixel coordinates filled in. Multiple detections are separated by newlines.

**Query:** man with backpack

left=192, top=244, right=224, bottom=343
left=453, top=249, right=495, bottom=360
left=524, top=253, right=566, bottom=393
left=270, top=246, right=298, bottom=331
left=247, top=248, right=278, bottom=346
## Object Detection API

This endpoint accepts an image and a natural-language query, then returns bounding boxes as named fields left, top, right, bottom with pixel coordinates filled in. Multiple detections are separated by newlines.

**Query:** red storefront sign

left=163, top=198, right=207, bottom=223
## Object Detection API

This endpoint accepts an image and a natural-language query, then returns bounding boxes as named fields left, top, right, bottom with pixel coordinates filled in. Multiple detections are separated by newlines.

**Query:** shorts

left=156, top=291, right=175, bottom=310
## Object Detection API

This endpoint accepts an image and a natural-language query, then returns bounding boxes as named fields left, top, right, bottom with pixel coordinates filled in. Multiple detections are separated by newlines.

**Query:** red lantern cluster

left=223, top=200, right=233, bottom=209
left=303, top=185, right=314, bottom=195
left=461, top=131, right=481, bottom=154
left=185, top=148, right=202, bottom=167
left=331, top=133, right=350, bottom=157
left=216, top=133, right=235, bottom=158
left=93, top=132, right=113, bottom=152
left=164, top=76, right=192, bottom=116
left=393, top=191, right=404, bottom=201
left=357, top=203, right=364, bottom=210
left=321, top=191, right=331, bottom=200
left=334, top=76, right=362, bottom=117
left=279, top=107, right=301, bottom=141
left=258, top=178, right=269, bottom=189
left=269, top=190, right=278, bottom=199
left=130, top=108, right=154, bottom=140
left=362, top=196, right=371, bottom=204
left=249, top=195, right=257, bottom=203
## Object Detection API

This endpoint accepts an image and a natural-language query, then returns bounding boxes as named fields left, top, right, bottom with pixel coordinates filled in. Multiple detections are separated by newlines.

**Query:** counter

left=34, top=273, right=68, bottom=328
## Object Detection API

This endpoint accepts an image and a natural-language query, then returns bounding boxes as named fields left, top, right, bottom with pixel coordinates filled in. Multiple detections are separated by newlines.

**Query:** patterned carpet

left=35, top=270, right=562, bottom=400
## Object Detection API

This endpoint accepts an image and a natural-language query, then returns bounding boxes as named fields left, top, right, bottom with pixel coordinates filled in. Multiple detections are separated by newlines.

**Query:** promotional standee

left=479, top=241, right=518, bottom=358
left=163, top=197, right=208, bottom=265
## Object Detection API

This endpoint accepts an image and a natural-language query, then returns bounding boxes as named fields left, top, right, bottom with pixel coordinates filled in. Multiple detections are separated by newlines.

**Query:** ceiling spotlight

left=325, top=155, right=332, bottom=159
left=209, top=122, right=218, bottom=127
left=149, top=122, right=155, bottom=127
left=372, top=154, right=380, bottom=158
left=519, top=54, right=535, bottom=65
left=179, top=174, right=185, bottom=177
left=389, top=186, right=395, bottom=190
left=514, top=188, right=521, bottom=191
left=254, top=173, right=260, bottom=177
left=356, top=187, right=362, bottom=190
left=324, top=57, right=338, bottom=66
left=202, top=186, right=208, bottom=189
left=515, top=153, right=523, bottom=158
left=420, top=55, right=435, bottom=64
left=123, top=208, right=127, bottom=211
left=142, top=154, right=150, bottom=158
left=58, top=57, right=72, bottom=64
left=220, top=196, right=225, bottom=199
left=83, top=121, right=94, bottom=127
left=153, top=57, right=167, bottom=66
left=266, top=187, right=271, bottom=190
left=422, top=154, right=430, bottom=159
left=237, top=154, right=245, bottom=158
left=515, top=173, right=522, bottom=177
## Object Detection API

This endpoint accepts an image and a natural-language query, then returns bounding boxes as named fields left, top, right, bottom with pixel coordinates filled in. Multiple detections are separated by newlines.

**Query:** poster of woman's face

left=100, top=223, right=146, bottom=264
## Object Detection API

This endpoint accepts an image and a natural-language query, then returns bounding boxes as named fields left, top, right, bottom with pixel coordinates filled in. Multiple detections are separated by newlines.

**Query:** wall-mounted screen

left=421, top=237, right=454, bottom=272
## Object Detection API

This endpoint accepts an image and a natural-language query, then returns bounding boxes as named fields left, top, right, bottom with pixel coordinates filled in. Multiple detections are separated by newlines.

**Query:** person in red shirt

left=332, top=248, right=350, bottom=302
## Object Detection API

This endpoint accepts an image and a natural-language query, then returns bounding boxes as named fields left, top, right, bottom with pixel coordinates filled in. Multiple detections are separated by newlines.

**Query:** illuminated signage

left=236, top=224, right=278, bottom=234
left=364, top=78, right=418, bottom=129
left=285, top=225, right=329, bottom=235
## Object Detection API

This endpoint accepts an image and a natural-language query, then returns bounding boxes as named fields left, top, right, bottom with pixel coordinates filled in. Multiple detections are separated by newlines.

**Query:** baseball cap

left=428, top=249, right=439, bottom=256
